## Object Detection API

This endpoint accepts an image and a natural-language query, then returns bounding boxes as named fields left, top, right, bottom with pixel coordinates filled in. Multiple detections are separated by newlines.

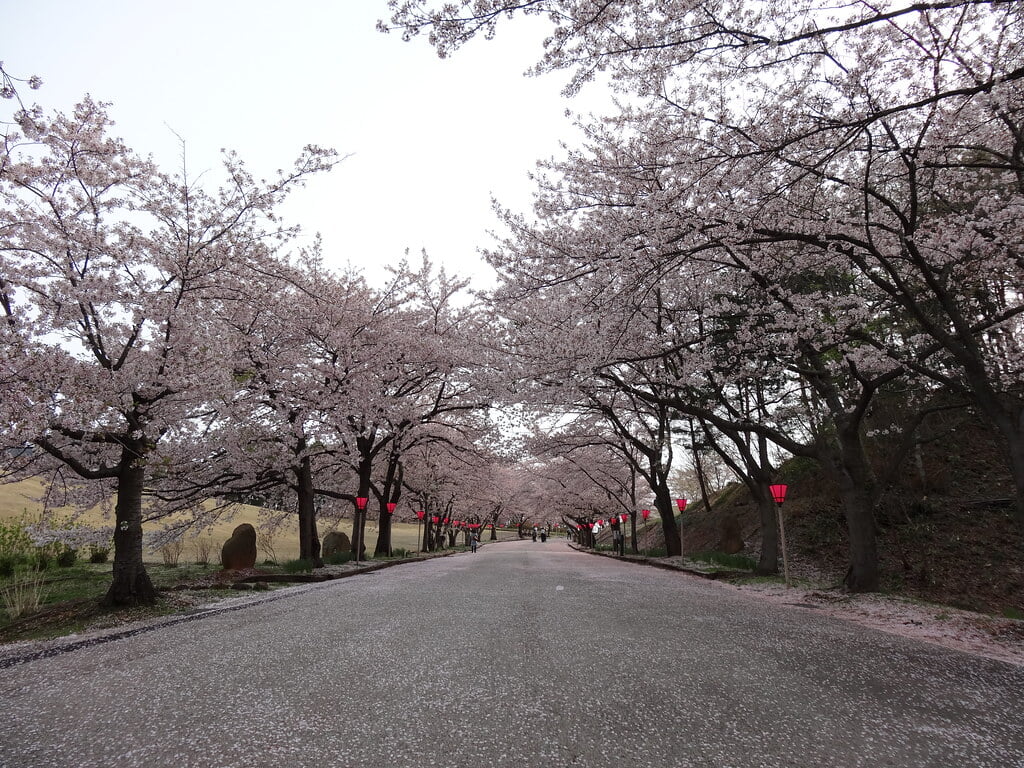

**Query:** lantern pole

left=354, top=496, right=368, bottom=564
left=385, top=502, right=397, bottom=556
left=675, top=498, right=688, bottom=560
left=770, top=484, right=791, bottom=587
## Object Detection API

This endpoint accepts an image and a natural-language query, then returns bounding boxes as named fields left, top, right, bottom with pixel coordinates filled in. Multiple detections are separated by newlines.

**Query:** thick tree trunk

left=374, top=503, right=392, bottom=556
left=103, top=451, right=157, bottom=607
left=654, top=489, right=682, bottom=557
left=351, top=449, right=372, bottom=562
left=296, top=458, right=322, bottom=567
left=834, top=430, right=879, bottom=592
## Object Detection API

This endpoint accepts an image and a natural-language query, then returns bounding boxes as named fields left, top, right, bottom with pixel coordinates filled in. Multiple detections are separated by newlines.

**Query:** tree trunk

left=103, top=450, right=157, bottom=607
left=654, top=490, right=682, bottom=557
left=374, top=502, right=392, bottom=556
left=351, top=446, right=372, bottom=562
left=833, top=430, right=879, bottom=592
left=687, top=415, right=715, bottom=515
left=374, top=457, right=402, bottom=556
left=296, top=457, right=322, bottom=567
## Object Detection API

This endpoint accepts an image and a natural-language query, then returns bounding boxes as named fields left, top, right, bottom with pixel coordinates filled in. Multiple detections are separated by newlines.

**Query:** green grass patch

left=688, top=550, right=758, bottom=571
left=729, top=573, right=786, bottom=586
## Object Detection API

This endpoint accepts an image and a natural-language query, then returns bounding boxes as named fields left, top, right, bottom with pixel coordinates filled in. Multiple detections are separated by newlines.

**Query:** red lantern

left=416, top=510, right=425, bottom=520
left=676, top=498, right=687, bottom=512
left=576, top=524, right=582, bottom=530
left=769, top=484, right=788, bottom=504
left=386, top=502, right=397, bottom=514
left=620, top=514, right=628, bottom=524
left=431, top=515, right=439, bottom=524
left=641, top=509, right=650, bottom=521
left=355, top=497, right=368, bottom=511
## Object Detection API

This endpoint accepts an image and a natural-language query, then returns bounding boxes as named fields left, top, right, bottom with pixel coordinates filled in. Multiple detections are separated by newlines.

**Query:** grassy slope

left=0, top=478, right=424, bottom=563
left=675, top=423, right=1024, bottom=616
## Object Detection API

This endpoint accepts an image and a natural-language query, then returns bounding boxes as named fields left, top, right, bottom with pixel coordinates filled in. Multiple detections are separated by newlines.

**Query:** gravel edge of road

left=572, top=543, right=1024, bottom=667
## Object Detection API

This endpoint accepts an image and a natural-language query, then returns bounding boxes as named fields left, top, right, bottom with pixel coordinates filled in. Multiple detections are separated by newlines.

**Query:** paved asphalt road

left=1, top=539, right=1022, bottom=768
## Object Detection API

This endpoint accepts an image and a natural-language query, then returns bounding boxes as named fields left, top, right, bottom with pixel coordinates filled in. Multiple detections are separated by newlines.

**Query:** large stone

left=322, top=530, right=351, bottom=557
left=719, top=514, right=745, bottom=555
left=221, top=523, right=257, bottom=570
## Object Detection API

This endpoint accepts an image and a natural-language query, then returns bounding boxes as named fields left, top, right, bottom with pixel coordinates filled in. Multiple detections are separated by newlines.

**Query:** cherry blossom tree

left=386, top=0, right=1024, bottom=589
left=0, top=98, right=335, bottom=604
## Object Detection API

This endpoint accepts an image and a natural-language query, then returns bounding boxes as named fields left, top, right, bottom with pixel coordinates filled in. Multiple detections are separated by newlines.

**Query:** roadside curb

left=567, top=543, right=746, bottom=581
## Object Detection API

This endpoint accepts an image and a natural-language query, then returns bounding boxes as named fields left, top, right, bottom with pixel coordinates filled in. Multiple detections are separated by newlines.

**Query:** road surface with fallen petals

left=1, top=540, right=1021, bottom=767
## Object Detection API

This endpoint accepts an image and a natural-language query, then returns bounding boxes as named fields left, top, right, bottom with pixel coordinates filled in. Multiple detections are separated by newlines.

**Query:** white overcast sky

left=4, top=1, right=601, bottom=287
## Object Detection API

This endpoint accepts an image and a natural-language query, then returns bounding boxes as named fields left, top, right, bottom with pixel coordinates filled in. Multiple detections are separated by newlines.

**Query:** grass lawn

left=0, top=477, right=444, bottom=644
left=0, top=477, right=426, bottom=562
left=0, top=545, right=458, bottom=645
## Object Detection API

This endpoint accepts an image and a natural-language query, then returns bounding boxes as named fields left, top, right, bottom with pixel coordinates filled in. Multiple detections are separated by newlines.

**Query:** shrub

left=324, top=552, right=353, bottom=566
left=0, top=555, right=18, bottom=578
left=88, top=545, right=110, bottom=564
left=159, top=539, right=185, bottom=567
left=390, top=548, right=410, bottom=558
left=282, top=558, right=313, bottom=574
left=193, top=537, right=213, bottom=566
left=57, top=548, right=77, bottom=567
left=1, top=571, right=47, bottom=620
left=0, top=519, right=34, bottom=562
left=257, top=530, right=279, bottom=565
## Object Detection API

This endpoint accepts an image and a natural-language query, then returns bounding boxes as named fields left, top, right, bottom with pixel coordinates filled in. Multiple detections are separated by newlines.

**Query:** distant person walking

left=611, top=523, right=625, bottom=556
left=470, top=532, right=479, bottom=553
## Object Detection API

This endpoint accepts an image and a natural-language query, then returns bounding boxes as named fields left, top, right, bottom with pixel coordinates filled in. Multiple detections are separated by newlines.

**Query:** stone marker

left=221, top=523, right=258, bottom=570
left=322, top=530, right=351, bottom=557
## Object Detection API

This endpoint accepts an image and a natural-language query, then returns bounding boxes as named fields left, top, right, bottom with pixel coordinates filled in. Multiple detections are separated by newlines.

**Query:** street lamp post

left=354, top=496, right=368, bottom=564
left=415, top=510, right=425, bottom=554
left=385, top=502, right=396, bottom=556
left=770, top=484, right=790, bottom=587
